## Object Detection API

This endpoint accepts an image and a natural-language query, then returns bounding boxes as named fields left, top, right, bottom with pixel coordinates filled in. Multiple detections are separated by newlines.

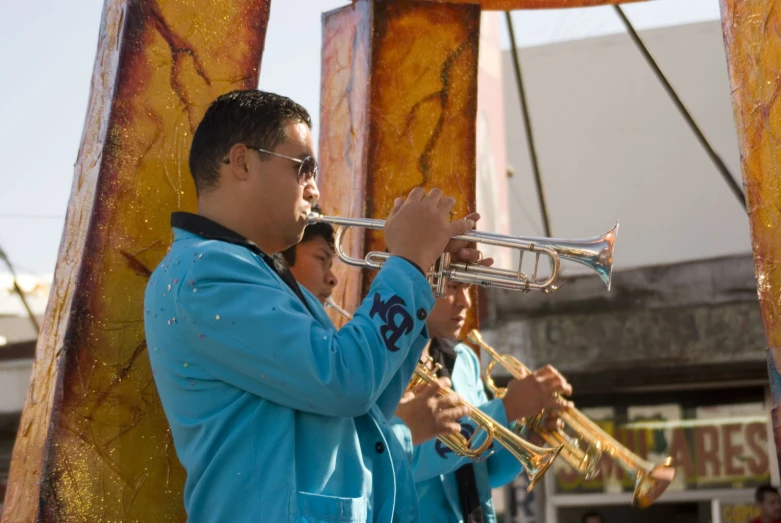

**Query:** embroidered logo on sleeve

left=369, top=293, right=413, bottom=352
left=435, top=423, right=474, bottom=458
left=435, top=423, right=493, bottom=459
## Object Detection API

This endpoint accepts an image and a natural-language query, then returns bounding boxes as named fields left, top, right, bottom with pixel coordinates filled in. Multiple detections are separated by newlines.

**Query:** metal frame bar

left=613, top=6, right=747, bottom=211
left=0, top=245, right=39, bottom=334
left=504, top=11, right=553, bottom=237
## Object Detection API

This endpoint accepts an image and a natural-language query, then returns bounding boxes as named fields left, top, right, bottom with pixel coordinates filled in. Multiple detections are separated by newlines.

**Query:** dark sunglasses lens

left=299, top=157, right=318, bottom=183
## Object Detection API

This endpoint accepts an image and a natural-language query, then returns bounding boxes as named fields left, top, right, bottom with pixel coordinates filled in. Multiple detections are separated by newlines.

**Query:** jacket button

left=375, top=442, right=385, bottom=454
left=416, top=308, right=427, bottom=320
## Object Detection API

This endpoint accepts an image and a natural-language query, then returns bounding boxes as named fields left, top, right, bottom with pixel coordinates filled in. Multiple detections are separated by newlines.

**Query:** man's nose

left=326, top=268, right=338, bottom=288
left=455, top=288, right=472, bottom=308
left=305, top=178, right=320, bottom=203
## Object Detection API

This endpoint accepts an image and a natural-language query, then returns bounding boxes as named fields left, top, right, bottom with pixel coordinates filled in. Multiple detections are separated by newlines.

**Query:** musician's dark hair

left=281, top=204, right=335, bottom=267
left=189, top=89, right=312, bottom=195
left=581, top=512, right=604, bottom=523
left=756, top=484, right=779, bottom=503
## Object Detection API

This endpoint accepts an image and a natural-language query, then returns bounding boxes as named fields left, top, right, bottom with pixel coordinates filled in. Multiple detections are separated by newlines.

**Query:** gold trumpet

left=309, top=213, right=618, bottom=297
left=409, top=358, right=563, bottom=492
left=467, top=330, right=675, bottom=508
left=324, top=299, right=562, bottom=492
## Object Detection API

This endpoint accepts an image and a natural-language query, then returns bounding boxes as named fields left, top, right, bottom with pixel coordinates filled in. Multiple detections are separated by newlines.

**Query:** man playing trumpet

left=143, top=90, right=486, bottom=523
left=281, top=205, right=472, bottom=443
left=392, top=280, right=572, bottom=523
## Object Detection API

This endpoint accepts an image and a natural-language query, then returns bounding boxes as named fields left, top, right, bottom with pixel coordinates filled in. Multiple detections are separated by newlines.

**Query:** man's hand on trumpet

left=394, top=377, right=472, bottom=446
left=384, top=187, right=492, bottom=273
left=501, top=365, right=573, bottom=427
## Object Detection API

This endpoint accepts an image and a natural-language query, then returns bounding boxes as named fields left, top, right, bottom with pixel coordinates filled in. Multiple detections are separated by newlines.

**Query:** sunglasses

left=222, top=146, right=318, bottom=186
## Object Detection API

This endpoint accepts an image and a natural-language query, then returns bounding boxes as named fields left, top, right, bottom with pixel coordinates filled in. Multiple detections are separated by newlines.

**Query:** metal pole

left=505, top=11, right=553, bottom=237
left=0, top=245, right=40, bottom=334
left=613, top=6, right=747, bottom=211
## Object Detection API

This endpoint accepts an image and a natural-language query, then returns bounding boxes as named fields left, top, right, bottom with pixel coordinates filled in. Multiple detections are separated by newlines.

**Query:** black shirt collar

left=428, top=337, right=460, bottom=378
left=171, top=212, right=263, bottom=254
left=171, top=212, right=311, bottom=312
left=431, top=337, right=459, bottom=359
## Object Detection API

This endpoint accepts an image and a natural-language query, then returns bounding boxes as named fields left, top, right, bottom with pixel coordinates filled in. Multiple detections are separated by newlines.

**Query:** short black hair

left=582, top=512, right=604, bottom=523
left=188, top=90, right=312, bottom=195
left=281, top=204, right=335, bottom=267
left=756, top=484, right=779, bottom=503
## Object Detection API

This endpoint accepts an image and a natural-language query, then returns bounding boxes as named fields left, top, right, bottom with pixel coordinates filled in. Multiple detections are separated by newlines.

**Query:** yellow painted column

left=319, top=0, right=480, bottom=333
left=3, top=1, right=271, bottom=520
left=720, top=0, right=781, bottom=473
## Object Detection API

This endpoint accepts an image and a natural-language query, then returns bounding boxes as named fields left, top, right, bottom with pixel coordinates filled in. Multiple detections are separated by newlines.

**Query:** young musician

left=392, top=281, right=572, bottom=523
left=143, top=90, right=484, bottom=523
left=276, top=204, right=338, bottom=305
left=283, top=212, right=472, bottom=447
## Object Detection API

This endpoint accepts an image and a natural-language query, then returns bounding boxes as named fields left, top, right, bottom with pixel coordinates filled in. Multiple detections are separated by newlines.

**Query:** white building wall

left=502, top=21, right=750, bottom=275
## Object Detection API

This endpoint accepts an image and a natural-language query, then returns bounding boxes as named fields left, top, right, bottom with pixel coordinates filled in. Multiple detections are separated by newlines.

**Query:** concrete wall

left=481, top=255, right=766, bottom=394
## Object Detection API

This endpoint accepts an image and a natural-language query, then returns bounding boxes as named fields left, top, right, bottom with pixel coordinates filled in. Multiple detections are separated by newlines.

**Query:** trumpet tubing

left=410, top=361, right=562, bottom=492
left=467, top=330, right=675, bottom=509
left=489, top=353, right=601, bottom=480
left=325, top=298, right=354, bottom=320
left=308, top=213, right=618, bottom=296
left=518, top=420, right=602, bottom=480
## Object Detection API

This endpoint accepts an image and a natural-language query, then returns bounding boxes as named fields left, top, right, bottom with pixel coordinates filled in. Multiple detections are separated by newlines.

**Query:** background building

left=0, top=275, right=47, bottom=515
left=486, top=18, right=768, bottom=523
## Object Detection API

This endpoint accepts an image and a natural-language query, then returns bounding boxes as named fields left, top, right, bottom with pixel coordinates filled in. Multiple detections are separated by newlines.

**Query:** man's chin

left=442, top=328, right=461, bottom=339
left=291, top=224, right=307, bottom=243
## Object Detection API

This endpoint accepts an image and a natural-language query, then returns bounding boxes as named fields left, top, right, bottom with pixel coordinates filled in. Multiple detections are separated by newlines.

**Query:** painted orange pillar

left=319, top=0, right=481, bottom=332
left=2, top=1, right=270, bottom=520
left=720, top=0, right=781, bottom=473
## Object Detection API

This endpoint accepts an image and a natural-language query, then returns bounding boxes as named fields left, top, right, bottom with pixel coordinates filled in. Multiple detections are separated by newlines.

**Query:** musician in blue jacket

left=282, top=209, right=471, bottom=444
left=392, top=280, right=572, bottom=523
left=143, top=90, right=483, bottom=523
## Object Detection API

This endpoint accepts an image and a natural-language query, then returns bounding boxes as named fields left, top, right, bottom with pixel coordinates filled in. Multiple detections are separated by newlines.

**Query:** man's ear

left=226, top=143, right=251, bottom=180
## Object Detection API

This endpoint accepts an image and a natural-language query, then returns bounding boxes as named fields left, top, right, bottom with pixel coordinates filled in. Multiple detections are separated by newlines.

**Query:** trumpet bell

left=522, top=222, right=618, bottom=291
left=565, top=223, right=618, bottom=291
left=524, top=443, right=563, bottom=492
left=633, top=458, right=676, bottom=509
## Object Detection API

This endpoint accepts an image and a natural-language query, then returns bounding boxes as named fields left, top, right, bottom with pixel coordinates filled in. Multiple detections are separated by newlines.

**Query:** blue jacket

left=144, top=224, right=434, bottom=523
left=391, top=343, right=523, bottom=523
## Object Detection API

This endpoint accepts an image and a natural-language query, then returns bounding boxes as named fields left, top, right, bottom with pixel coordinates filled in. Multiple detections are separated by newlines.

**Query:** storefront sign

left=720, top=500, right=760, bottom=523
left=554, top=403, right=770, bottom=493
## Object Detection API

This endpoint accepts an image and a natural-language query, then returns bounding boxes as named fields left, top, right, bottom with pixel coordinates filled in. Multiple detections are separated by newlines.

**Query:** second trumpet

left=409, top=358, right=562, bottom=492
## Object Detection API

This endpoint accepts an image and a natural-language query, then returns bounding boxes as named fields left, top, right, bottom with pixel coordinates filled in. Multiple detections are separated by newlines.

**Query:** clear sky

left=0, top=0, right=721, bottom=277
